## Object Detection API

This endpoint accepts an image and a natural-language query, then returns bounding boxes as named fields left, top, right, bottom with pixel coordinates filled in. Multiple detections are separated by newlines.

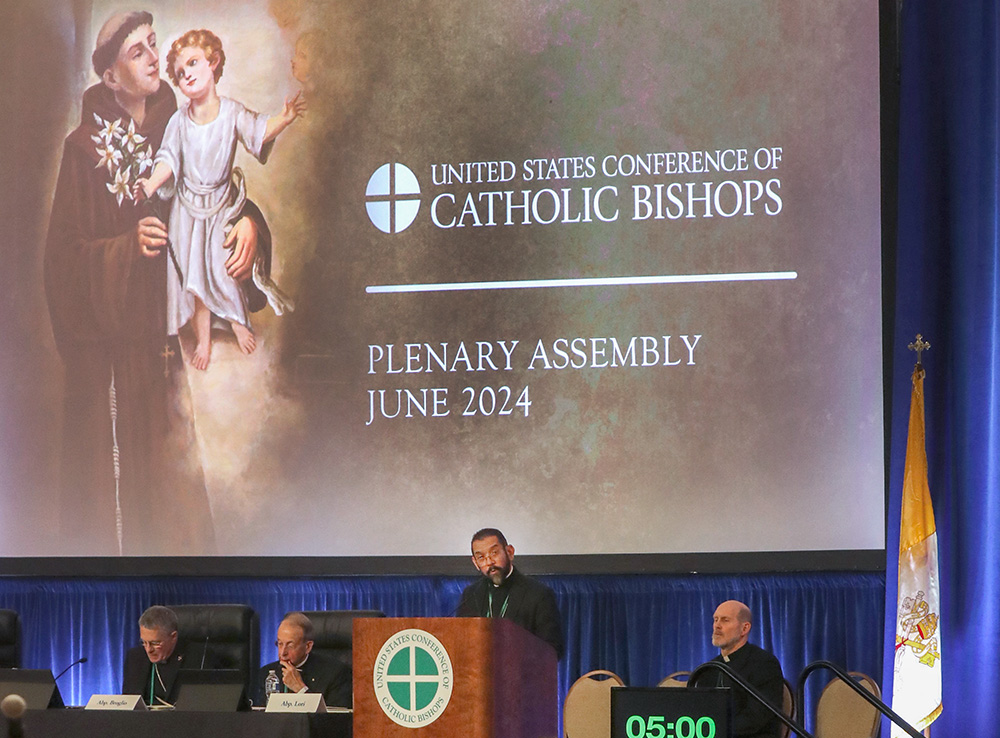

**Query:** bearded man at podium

left=456, top=528, right=564, bottom=659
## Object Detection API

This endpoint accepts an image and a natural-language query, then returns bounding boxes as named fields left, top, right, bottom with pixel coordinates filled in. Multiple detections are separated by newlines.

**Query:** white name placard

left=85, top=694, right=147, bottom=710
left=265, top=692, right=327, bottom=713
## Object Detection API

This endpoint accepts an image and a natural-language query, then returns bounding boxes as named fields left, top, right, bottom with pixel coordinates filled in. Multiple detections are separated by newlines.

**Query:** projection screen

left=0, top=0, right=885, bottom=568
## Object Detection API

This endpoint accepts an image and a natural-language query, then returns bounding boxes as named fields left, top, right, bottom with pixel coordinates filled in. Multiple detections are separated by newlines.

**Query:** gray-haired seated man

left=122, top=605, right=215, bottom=706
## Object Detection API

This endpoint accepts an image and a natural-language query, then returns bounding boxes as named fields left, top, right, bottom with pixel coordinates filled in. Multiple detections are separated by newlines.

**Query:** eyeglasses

left=141, top=640, right=164, bottom=649
left=473, top=546, right=504, bottom=563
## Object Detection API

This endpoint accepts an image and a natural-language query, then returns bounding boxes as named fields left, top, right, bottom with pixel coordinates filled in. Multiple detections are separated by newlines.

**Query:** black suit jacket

left=457, top=566, right=565, bottom=658
left=122, top=640, right=212, bottom=705
left=693, top=642, right=785, bottom=738
left=256, top=651, right=352, bottom=708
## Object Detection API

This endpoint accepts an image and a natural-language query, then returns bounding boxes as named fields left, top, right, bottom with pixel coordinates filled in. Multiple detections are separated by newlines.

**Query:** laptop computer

left=0, top=669, right=65, bottom=710
left=172, top=669, right=248, bottom=712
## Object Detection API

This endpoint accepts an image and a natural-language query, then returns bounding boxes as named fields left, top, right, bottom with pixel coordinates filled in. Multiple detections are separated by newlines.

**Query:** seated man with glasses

left=122, top=605, right=215, bottom=706
left=255, top=612, right=352, bottom=708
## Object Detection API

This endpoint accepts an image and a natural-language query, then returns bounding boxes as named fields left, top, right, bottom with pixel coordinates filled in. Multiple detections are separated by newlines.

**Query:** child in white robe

left=137, top=28, right=303, bottom=369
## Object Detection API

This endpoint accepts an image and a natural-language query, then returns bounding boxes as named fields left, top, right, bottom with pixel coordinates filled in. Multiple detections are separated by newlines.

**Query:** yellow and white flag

left=891, top=364, right=942, bottom=736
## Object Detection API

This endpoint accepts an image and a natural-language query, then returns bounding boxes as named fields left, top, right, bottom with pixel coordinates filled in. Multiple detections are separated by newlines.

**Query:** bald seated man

left=693, top=600, right=785, bottom=738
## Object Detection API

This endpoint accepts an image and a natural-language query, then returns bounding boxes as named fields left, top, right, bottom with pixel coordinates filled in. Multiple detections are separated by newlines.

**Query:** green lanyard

left=487, top=589, right=510, bottom=618
left=149, top=662, right=166, bottom=705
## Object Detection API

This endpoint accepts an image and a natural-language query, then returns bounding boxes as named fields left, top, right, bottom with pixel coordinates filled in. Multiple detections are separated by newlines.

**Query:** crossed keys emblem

left=895, top=591, right=940, bottom=668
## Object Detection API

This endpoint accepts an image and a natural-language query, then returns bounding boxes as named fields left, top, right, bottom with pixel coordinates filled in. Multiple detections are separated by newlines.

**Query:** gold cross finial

left=907, top=334, right=930, bottom=366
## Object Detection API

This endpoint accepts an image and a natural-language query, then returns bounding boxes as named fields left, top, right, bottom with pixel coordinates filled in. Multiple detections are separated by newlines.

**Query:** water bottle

left=264, top=669, right=280, bottom=702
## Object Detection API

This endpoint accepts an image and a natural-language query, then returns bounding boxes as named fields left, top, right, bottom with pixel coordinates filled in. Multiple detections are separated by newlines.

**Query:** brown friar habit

left=44, top=80, right=231, bottom=555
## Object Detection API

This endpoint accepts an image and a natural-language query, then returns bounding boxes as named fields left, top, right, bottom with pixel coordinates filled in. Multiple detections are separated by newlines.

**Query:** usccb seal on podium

left=373, top=628, right=454, bottom=727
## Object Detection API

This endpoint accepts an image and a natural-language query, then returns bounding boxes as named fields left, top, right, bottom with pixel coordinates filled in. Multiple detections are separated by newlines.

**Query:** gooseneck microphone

left=1, top=693, right=27, bottom=738
left=54, top=656, right=88, bottom=681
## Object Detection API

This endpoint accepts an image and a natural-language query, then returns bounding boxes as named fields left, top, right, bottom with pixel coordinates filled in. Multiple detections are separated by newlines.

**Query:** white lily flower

left=122, top=119, right=146, bottom=153
left=136, top=147, right=153, bottom=174
left=106, top=167, right=131, bottom=207
left=95, top=116, right=124, bottom=145
left=95, top=144, right=123, bottom=174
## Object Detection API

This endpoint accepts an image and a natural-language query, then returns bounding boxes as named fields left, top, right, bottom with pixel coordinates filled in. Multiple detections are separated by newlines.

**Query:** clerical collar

left=720, top=641, right=749, bottom=662
left=293, top=653, right=311, bottom=669
left=156, top=647, right=180, bottom=665
left=492, top=565, right=515, bottom=587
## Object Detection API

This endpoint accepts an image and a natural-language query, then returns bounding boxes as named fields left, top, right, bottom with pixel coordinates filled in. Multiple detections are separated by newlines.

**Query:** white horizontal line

left=366, top=271, right=798, bottom=294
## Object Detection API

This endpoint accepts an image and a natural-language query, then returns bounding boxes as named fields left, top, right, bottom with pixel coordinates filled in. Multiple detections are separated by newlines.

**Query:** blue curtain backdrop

left=884, top=0, right=1000, bottom=735
left=0, top=572, right=882, bottom=728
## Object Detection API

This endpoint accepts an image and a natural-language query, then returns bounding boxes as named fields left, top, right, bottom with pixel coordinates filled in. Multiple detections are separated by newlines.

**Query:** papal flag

left=891, top=362, right=942, bottom=736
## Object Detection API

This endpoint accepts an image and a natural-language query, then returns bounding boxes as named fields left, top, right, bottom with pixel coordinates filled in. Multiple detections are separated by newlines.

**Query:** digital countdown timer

left=611, top=687, right=732, bottom=738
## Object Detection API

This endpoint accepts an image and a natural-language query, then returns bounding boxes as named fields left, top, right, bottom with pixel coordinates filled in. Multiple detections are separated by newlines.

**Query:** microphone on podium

left=54, top=656, right=88, bottom=681
left=1, top=693, right=27, bottom=738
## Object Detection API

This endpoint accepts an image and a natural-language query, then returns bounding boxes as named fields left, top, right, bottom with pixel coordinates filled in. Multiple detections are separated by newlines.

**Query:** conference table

left=3, top=708, right=351, bottom=738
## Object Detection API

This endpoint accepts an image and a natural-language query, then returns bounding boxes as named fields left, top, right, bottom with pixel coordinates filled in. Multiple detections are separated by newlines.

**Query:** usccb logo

left=373, top=628, right=453, bottom=727
left=365, top=163, right=421, bottom=234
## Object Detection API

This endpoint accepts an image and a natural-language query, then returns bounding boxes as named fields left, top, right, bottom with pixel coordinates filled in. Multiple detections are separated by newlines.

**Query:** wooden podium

left=353, top=617, right=557, bottom=738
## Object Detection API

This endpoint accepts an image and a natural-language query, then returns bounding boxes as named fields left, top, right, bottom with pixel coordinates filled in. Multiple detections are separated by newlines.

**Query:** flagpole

left=891, top=334, right=942, bottom=738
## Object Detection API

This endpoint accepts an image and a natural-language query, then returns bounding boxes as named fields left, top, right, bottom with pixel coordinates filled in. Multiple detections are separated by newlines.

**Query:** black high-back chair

left=302, top=610, right=385, bottom=671
left=172, top=604, right=259, bottom=699
left=0, top=610, right=21, bottom=668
